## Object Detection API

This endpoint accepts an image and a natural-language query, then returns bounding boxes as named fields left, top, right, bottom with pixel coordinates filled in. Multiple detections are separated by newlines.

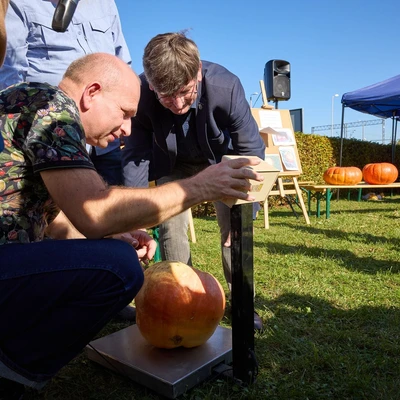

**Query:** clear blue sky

left=116, top=0, right=399, bottom=143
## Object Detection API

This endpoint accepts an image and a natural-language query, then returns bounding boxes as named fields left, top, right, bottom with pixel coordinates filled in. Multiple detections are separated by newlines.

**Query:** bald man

left=0, top=52, right=264, bottom=397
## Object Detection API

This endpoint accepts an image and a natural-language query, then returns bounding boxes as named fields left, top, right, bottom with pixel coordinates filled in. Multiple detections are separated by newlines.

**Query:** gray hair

left=143, top=31, right=200, bottom=95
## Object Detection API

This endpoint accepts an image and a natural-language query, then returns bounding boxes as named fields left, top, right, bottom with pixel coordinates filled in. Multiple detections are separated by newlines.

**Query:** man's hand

left=188, top=156, right=265, bottom=203
left=41, top=157, right=264, bottom=239
left=111, top=230, right=157, bottom=265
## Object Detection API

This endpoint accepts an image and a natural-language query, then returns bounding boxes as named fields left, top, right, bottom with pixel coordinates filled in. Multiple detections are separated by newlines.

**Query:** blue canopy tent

left=340, top=74, right=400, bottom=165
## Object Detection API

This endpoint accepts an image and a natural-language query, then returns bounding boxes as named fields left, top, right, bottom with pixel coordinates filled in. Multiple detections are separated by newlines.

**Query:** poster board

left=251, top=108, right=302, bottom=176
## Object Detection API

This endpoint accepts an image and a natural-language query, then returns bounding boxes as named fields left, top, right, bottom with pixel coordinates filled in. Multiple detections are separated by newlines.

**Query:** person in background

left=1, top=0, right=136, bottom=319
left=0, top=0, right=8, bottom=153
left=0, top=52, right=264, bottom=399
left=0, top=0, right=7, bottom=67
left=122, top=31, right=266, bottom=331
left=1, top=0, right=130, bottom=184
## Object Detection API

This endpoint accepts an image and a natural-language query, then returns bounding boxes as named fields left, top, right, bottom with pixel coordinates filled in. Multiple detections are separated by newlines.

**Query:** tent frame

left=339, top=74, right=400, bottom=166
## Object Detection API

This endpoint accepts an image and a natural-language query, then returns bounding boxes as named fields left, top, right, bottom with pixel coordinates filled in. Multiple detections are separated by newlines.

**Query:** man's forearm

left=45, top=211, right=86, bottom=239
left=41, top=167, right=200, bottom=239
left=41, top=157, right=263, bottom=240
left=99, top=179, right=201, bottom=236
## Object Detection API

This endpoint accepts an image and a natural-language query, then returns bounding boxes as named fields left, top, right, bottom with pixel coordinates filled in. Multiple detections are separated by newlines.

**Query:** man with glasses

left=122, top=32, right=266, bottom=331
left=0, top=52, right=264, bottom=398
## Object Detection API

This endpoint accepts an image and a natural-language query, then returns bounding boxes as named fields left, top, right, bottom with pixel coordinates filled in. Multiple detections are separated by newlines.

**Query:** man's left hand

left=112, top=230, right=157, bottom=265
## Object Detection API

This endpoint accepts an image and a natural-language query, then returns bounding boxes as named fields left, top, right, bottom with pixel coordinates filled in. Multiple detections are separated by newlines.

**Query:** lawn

left=26, top=195, right=400, bottom=400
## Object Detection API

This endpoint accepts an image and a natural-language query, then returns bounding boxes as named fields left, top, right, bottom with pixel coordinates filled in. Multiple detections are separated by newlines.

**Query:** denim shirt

left=1, top=0, right=131, bottom=155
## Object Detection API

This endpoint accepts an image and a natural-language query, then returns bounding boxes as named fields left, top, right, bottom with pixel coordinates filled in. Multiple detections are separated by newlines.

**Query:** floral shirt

left=0, top=82, right=95, bottom=245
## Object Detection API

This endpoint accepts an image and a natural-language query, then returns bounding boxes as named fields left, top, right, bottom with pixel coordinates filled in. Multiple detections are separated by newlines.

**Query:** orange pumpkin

left=362, top=162, right=398, bottom=184
left=323, top=166, right=363, bottom=185
left=135, top=261, right=226, bottom=349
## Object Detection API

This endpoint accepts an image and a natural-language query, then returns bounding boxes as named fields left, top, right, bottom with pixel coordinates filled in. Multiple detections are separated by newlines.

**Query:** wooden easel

left=264, top=174, right=310, bottom=229
left=251, top=81, right=310, bottom=229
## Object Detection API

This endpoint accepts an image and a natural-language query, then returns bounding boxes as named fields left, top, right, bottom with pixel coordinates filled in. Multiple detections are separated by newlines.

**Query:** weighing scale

left=86, top=324, right=232, bottom=399
left=87, top=203, right=265, bottom=398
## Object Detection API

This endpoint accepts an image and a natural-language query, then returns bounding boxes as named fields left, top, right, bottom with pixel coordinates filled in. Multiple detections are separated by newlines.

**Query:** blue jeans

left=0, top=239, right=143, bottom=384
left=90, top=146, right=123, bottom=186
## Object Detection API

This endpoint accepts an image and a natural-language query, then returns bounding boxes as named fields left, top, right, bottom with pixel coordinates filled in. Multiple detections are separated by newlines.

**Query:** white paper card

left=220, top=156, right=280, bottom=207
left=258, top=110, right=283, bottom=129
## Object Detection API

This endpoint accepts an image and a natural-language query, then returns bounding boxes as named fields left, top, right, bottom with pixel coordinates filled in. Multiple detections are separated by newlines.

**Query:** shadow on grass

left=252, top=291, right=400, bottom=400
left=267, top=204, right=399, bottom=220
left=253, top=240, right=400, bottom=274
left=265, top=221, right=400, bottom=250
left=307, top=207, right=400, bottom=219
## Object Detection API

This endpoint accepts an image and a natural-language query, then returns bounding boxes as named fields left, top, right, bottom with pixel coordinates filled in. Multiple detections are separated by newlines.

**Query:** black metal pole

left=391, top=115, right=397, bottom=164
left=337, top=104, right=346, bottom=200
left=230, top=203, right=257, bottom=384
left=339, top=103, right=346, bottom=167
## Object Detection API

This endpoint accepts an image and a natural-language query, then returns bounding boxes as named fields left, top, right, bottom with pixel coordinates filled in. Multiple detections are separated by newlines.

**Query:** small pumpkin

left=323, top=166, right=363, bottom=185
left=135, top=261, right=226, bottom=349
left=362, top=162, right=398, bottom=184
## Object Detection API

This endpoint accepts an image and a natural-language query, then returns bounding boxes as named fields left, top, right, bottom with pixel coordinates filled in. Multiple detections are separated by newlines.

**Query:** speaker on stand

left=264, top=60, right=291, bottom=109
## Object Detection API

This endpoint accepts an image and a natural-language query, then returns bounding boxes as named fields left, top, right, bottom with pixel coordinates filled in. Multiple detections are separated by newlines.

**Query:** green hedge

left=295, top=132, right=400, bottom=183
left=192, top=134, right=400, bottom=216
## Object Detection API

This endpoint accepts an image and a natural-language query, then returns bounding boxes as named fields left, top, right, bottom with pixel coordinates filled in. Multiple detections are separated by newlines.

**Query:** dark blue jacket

left=122, top=61, right=265, bottom=187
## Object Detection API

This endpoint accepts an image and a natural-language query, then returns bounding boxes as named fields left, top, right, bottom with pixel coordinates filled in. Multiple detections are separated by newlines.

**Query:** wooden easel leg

left=292, top=177, right=311, bottom=225
left=277, top=177, right=285, bottom=196
left=263, top=199, right=269, bottom=229
left=188, top=208, right=196, bottom=243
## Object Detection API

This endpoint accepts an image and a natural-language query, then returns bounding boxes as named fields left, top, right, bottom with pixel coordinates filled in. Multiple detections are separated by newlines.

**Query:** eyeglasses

left=155, top=80, right=198, bottom=105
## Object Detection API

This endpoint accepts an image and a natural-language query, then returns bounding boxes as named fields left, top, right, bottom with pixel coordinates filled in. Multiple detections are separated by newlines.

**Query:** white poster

left=279, top=146, right=298, bottom=171
left=258, top=110, right=282, bottom=129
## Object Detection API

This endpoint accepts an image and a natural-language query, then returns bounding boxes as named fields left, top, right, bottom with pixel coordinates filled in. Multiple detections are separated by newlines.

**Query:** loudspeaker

left=264, top=60, right=291, bottom=101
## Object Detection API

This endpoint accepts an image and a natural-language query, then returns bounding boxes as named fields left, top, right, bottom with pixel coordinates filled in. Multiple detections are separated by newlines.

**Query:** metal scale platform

left=87, top=203, right=259, bottom=398
left=86, top=324, right=232, bottom=399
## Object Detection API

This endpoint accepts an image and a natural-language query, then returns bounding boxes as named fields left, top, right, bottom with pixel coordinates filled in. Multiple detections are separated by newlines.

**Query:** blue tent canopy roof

left=341, top=74, right=400, bottom=119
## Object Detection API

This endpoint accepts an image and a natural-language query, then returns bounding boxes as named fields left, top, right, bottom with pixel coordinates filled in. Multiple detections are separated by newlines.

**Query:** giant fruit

left=362, top=162, right=398, bottom=184
left=323, top=166, right=363, bottom=185
left=135, top=261, right=226, bottom=349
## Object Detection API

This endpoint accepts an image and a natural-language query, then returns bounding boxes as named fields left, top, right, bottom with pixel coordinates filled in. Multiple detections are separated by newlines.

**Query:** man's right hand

left=41, top=157, right=264, bottom=240
left=187, top=156, right=264, bottom=203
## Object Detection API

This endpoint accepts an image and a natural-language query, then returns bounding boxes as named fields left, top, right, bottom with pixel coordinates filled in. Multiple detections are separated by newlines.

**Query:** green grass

left=26, top=196, right=400, bottom=399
